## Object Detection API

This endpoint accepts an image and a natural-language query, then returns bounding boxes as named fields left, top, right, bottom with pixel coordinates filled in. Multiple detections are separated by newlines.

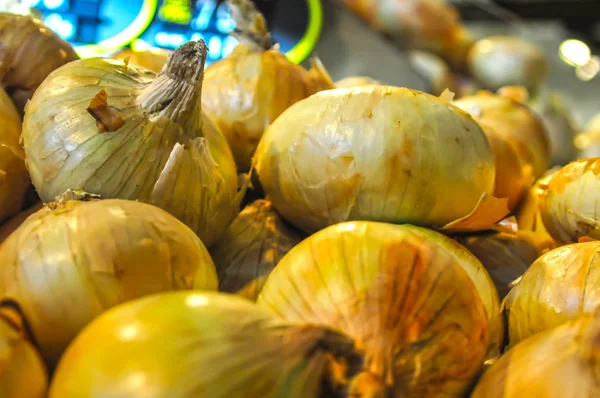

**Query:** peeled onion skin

left=256, top=85, right=504, bottom=233
left=539, top=159, right=600, bottom=244
left=0, top=307, right=48, bottom=398
left=0, top=86, right=30, bottom=224
left=210, top=200, right=304, bottom=300
left=0, top=13, right=78, bottom=112
left=257, top=221, right=491, bottom=397
left=472, top=313, right=600, bottom=398
left=0, top=195, right=218, bottom=366
left=22, top=41, right=240, bottom=247
left=50, top=291, right=364, bottom=398
left=504, top=242, right=600, bottom=347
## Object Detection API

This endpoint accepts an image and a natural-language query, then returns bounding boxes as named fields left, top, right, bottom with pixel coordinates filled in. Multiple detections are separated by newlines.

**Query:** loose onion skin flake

left=258, top=221, right=497, bottom=397
left=0, top=193, right=218, bottom=366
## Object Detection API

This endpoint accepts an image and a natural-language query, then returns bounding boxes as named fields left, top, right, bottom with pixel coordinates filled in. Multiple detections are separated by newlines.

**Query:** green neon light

left=75, top=0, right=159, bottom=58
left=285, top=0, right=323, bottom=64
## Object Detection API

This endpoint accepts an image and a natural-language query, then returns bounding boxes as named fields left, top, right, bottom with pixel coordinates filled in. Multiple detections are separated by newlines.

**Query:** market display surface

left=1, top=0, right=600, bottom=397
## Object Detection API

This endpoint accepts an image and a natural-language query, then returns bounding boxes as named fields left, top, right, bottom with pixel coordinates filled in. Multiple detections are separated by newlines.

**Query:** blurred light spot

left=208, top=36, right=222, bottom=59
left=576, top=56, right=600, bottom=81
left=131, top=39, right=152, bottom=52
left=118, top=325, right=139, bottom=341
left=222, top=36, right=238, bottom=58
left=186, top=294, right=209, bottom=308
left=43, top=13, right=74, bottom=40
left=559, top=39, right=591, bottom=67
left=126, top=372, right=147, bottom=390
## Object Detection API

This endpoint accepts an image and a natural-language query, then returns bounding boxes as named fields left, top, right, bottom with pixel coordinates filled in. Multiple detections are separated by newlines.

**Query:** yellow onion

left=0, top=307, right=48, bottom=398
left=256, top=85, right=509, bottom=233
left=335, top=76, right=382, bottom=88
left=468, top=36, right=548, bottom=93
left=258, top=221, right=497, bottom=396
left=472, top=312, right=600, bottom=397
left=0, top=193, right=218, bottom=366
left=51, top=291, right=365, bottom=397
left=408, top=50, right=460, bottom=96
left=210, top=199, right=303, bottom=300
left=457, top=231, right=550, bottom=299
left=0, top=86, right=30, bottom=224
left=0, top=13, right=78, bottom=111
left=504, top=241, right=600, bottom=346
left=575, top=112, right=600, bottom=159
left=113, top=47, right=172, bottom=73
left=22, top=40, right=240, bottom=247
left=454, top=89, right=550, bottom=179
left=0, top=202, right=42, bottom=244
left=539, top=159, right=600, bottom=243
left=201, top=0, right=334, bottom=172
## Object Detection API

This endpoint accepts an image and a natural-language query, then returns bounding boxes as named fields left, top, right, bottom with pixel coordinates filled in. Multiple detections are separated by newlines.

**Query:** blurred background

left=2, top=0, right=598, bottom=124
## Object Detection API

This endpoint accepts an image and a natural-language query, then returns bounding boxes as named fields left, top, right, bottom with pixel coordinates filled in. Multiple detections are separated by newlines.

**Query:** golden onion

left=51, top=291, right=363, bottom=397
left=457, top=231, right=550, bottom=299
left=408, top=50, right=460, bottom=96
left=454, top=89, right=550, bottom=179
left=468, top=36, right=548, bottom=93
left=472, top=312, right=600, bottom=397
left=258, top=221, right=497, bottom=396
left=335, top=76, right=382, bottom=88
left=201, top=0, right=334, bottom=172
left=113, top=47, right=172, bottom=73
left=539, top=159, right=600, bottom=243
left=0, top=13, right=78, bottom=111
left=504, top=241, right=600, bottom=346
left=210, top=200, right=303, bottom=300
left=0, top=193, right=218, bottom=366
left=256, top=85, right=508, bottom=233
left=0, top=307, right=48, bottom=398
left=22, top=40, right=240, bottom=247
left=0, top=86, right=30, bottom=224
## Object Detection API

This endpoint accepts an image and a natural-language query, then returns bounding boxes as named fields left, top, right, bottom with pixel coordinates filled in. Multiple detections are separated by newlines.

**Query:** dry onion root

left=210, top=200, right=304, bottom=301
left=0, top=13, right=78, bottom=112
left=257, top=221, right=500, bottom=396
left=201, top=0, right=334, bottom=172
left=50, top=291, right=364, bottom=398
left=255, top=85, right=509, bottom=233
left=539, top=159, right=600, bottom=244
left=22, top=40, right=241, bottom=247
left=472, top=312, right=600, bottom=398
left=0, top=192, right=218, bottom=366
left=504, top=241, right=600, bottom=346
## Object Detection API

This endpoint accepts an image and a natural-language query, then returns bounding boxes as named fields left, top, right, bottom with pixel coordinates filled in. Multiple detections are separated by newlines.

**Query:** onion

left=22, top=40, right=240, bottom=247
left=0, top=13, right=78, bottom=111
left=113, top=47, right=171, bottom=73
left=0, top=192, right=218, bottom=366
left=335, top=76, right=382, bottom=88
left=0, top=86, right=30, bottom=223
left=257, top=221, right=497, bottom=396
left=210, top=199, right=304, bottom=300
left=468, top=36, right=548, bottom=94
left=472, top=312, right=600, bottom=397
left=0, top=202, right=42, bottom=244
left=454, top=89, right=550, bottom=179
left=539, top=159, right=600, bottom=243
left=408, top=50, right=460, bottom=96
left=504, top=241, right=600, bottom=346
left=51, top=291, right=363, bottom=397
left=575, top=112, right=600, bottom=159
left=255, top=85, right=509, bottom=233
left=0, top=307, right=47, bottom=398
left=201, top=0, right=334, bottom=172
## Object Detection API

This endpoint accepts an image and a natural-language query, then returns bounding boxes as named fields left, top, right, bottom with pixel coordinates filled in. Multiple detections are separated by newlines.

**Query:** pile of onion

left=255, top=85, right=508, bottom=233
left=257, top=221, right=502, bottom=396
left=201, top=0, right=334, bottom=172
left=22, top=40, right=240, bottom=247
left=504, top=241, right=600, bottom=346
left=0, top=192, right=218, bottom=366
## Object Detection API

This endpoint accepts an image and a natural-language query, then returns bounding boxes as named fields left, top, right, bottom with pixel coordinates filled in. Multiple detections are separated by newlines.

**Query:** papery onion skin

left=255, top=85, right=497, bottom=233
left=22, top=41, right=239, bottom=247
left=257, top=221, right=491, bottom=397
left=202, top=46, right=334, bottom=172
left=0, top=13, right=78, bottom=110
left=51, top=291, right=360, bottom=398
left=0, top=86, right=30, bottom=224
left=539, top=159, right=600, bottom=244
left=336, top=76, right=382, bottom=88
left=472, top=313, right=600, bottom=398
left=455, top=90, right=550, bottom=179
left=210, top=200, right=303, bottom=301
left=0, top=309, right=48, bottom=398
left=113, top=47, right=171, bottom=73
left=468, top=36, right=548, bottom=94
left=504, top=241, right=600, bottom=346
left=0, top=197, right=218, bottom=366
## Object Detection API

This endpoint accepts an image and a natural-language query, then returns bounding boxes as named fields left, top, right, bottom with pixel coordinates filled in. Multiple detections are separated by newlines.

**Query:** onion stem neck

left=228, top=0, right=273, bottom=51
